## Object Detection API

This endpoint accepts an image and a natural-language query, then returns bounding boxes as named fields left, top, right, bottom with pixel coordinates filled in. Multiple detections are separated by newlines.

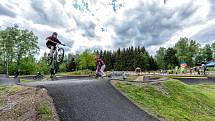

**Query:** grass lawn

left=20, top=79, right=35, bottom=83
left=126, top=76, right=139, bottom=80
left=150, top=75, right=207, bottom=79
left=120, top=75, right=139, bottom=81
left=115, top=80, right=215, bottom=121
left=57, top=70, right=95, bottom=76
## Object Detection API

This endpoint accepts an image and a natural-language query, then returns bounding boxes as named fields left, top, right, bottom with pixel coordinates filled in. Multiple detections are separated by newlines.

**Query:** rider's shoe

left=102, top=74, right=106, bottom=77
left=48, top=53, right=53, bottom=57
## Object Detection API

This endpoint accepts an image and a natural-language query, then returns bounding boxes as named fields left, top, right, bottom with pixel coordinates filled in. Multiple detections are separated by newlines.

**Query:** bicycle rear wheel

left=57, top=48, right=64, bottom=64
left=46, top=53, right=53, bottom=66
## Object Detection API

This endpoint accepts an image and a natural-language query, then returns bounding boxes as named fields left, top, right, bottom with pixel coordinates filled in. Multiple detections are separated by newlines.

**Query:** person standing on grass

left=14, top=69, right=20, bottom=78
left=197, top=66, right=200, bottom=75
left=96, top=55, right=106, bottom=77
left=189, top=67, right=193, bottom=75
left=203, top=65, right=207, bottom=75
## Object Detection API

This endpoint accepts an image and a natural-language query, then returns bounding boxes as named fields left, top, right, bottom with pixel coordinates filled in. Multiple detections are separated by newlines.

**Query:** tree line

left=155, top=37, right=215, bottom=70
left=95, top=46, right=157, bottom=71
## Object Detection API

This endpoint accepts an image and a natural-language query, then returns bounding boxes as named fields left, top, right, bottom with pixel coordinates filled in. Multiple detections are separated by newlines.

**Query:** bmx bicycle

left=33, top=72, right=44, bottom=80
left=95, top=69, right=107, bottom=79
left=46, top=43, right=65, bottom=79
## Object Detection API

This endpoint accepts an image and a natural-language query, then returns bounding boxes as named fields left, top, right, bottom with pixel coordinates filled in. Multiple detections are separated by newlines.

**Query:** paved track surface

left=177, top=77, right=215, bottom=84
left=25, top=78, right=158, bottom=121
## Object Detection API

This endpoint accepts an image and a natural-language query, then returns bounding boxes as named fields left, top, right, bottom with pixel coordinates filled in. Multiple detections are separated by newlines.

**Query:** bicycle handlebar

left=47, top=39, right=66, bottom=46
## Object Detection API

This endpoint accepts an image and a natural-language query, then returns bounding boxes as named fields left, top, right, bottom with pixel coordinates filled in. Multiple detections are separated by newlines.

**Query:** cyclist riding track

left=25, top=78, right=158, bottom=121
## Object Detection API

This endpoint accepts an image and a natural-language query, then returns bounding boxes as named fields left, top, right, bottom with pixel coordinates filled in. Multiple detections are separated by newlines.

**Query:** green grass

left=57, top=70, right=95, bottom=76
left=20, top=79, right=35, bottom=83
left=115, top=80, right=215, bottom=121
left=121, top=76, right=138, bottom=81
left=38, top=101, right=52, bottom=121
left=0, top=85, right=23, bottom=96
left=150, top=75, right=207, bottom=79
left=127, top=76, right=138, bottom=80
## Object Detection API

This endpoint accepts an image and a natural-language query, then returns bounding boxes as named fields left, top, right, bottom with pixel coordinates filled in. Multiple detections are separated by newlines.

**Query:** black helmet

left=53, top=32, right=58, bottom=36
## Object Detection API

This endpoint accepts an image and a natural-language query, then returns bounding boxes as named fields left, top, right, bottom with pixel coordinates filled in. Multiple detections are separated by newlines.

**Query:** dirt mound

left=0, top=86, right=59, bottom=121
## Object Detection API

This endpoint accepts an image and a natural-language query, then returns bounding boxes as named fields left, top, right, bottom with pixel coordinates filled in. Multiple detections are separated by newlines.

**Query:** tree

left=37, top=53, right=50, bottom=75
left=79, top=50, right=96, bottom=70
left=140, top=52, right=150, bottom=71
left=0, top=28, right=15, bottom=75
left=202, top=44, right=212, bottom=62
left=66, top=53, right=79, bottom=71
left=19, top=56, right=37, bottom=75
left=0, top=25, right=39, bottom=75
left=14, top=29, right=39, bottom=69
left=174, top=37, right=199, bottom=66
left=211, top=41, right=215, bottom=59
left=149, top=56, right=157, bottom=70
left=114, top=48, right=122, bottom=70
left=155, top=47, right=166, bottom=69
left=102, top=51, right=112, bottom=71
left=164, top=48, right=178, bottom=69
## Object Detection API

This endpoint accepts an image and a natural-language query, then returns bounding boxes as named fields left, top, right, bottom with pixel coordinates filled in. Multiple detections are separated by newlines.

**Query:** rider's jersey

left=97, top=59, right=105, bottom=67
left=46, top=36, right=61, bottom=46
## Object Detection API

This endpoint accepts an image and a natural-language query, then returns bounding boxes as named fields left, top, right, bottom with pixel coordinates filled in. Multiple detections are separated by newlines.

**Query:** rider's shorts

left=46, top=41, right=56, bottom=50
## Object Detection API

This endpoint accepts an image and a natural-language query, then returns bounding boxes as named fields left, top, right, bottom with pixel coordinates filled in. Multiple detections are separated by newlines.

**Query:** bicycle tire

left=46, top=54, right=53, bottom=66
left=33, top=76, right=37, bottom=80
left=57, top=48, right=64, bottom=64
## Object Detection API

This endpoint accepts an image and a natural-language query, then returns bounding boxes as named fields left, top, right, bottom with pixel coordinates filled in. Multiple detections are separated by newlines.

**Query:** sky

left=0, top=0, right=215, bottom=57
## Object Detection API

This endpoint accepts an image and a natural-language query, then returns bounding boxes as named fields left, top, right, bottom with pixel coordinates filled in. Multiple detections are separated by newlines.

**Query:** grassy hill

left=115, top=80, right=215, bottom=121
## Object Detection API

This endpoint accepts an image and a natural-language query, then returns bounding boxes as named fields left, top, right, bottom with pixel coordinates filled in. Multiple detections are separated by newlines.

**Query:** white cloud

left=0, top=0, right=215, bottom=57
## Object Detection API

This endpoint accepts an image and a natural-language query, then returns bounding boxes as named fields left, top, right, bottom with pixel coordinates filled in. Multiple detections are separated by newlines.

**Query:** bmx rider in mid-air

left=46, top=32, right=65, bottom=78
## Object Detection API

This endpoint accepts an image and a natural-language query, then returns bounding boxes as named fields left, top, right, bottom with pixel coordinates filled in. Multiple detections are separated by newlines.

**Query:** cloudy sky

left=0, top=0, right=215, bottom=56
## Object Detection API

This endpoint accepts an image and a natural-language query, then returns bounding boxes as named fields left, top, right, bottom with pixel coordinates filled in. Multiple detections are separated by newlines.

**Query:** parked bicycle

left=33, top=72, right=44, bottom=80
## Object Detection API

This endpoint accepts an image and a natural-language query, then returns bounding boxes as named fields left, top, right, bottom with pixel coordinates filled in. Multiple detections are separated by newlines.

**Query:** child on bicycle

left=46, top=32, right=65, bottom=57
left=96, top=55, right=106, bottom=77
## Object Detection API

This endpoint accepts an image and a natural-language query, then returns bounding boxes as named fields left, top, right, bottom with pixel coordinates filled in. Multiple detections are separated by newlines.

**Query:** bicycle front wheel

left=57, top=48, right=64, bottom=64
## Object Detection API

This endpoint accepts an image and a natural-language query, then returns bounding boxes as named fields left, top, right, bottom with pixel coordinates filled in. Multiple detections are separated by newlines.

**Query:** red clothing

left=97, top=59, right=105, bottom=67
left=46, top=36, right=61, bottom=44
